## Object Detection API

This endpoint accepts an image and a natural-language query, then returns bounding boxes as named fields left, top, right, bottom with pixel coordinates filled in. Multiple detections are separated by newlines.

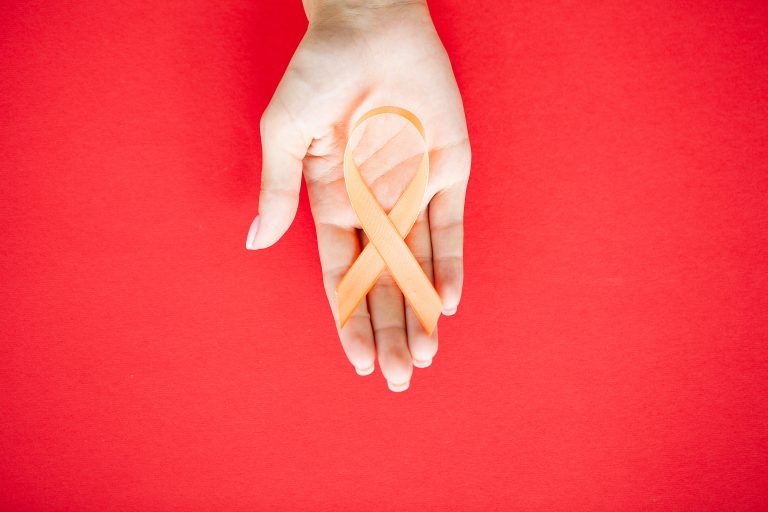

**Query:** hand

left=246, top=0, right=470, bottom=391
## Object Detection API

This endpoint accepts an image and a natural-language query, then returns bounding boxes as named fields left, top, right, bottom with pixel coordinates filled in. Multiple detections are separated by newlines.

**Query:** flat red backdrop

left=2, top=1, right=767, bottom=510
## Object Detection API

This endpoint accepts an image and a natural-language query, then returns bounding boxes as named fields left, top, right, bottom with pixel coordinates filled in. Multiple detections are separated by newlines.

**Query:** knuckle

left=260, top=103, right=284, bottom=135
left=259, top=109, right=273, bottom=133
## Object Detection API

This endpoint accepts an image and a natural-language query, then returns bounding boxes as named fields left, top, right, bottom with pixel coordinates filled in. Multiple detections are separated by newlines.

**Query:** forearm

left=302, top=0, right=428, bottom=24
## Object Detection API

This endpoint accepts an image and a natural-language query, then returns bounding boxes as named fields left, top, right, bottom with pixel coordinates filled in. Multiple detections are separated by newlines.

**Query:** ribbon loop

left=336, top=106, right=442, bottom=334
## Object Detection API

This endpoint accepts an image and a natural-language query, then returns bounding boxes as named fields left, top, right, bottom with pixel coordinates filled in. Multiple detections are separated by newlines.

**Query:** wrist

left=302, top=0, right=428, bottom=25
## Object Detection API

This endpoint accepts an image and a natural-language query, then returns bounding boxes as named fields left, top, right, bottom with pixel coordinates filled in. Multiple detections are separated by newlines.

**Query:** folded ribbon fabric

left=336, top=106, right=442, bottom=334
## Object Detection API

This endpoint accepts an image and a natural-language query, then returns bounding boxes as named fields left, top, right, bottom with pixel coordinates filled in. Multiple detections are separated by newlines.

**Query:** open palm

left=246, top=1, right=470, bottom=391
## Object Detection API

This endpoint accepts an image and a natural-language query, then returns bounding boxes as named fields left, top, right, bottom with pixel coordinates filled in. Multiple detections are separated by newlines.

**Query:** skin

left=246, top=0, right=470, bottom=392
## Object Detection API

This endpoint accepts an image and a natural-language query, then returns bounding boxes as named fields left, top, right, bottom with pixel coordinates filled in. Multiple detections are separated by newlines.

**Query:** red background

left=2, top=1, right=767, bottom=509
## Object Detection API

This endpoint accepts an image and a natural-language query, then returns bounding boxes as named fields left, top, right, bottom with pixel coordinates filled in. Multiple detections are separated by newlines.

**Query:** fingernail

left=245, top=215, right=260, bottom=250
left=413, top=358, right=432, bottom=368
left=387, top=381, right=410, bottom=392
left=443, top=307, right=457, bottom=316
left=355, top=364, right=374, bottom=376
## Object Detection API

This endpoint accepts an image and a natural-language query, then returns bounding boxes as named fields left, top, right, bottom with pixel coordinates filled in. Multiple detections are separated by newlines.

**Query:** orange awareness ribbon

left=336, top=106, right=442, bottom=334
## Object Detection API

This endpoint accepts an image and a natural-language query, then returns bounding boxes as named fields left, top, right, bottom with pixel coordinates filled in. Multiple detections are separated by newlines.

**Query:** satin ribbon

left=336, top=106, right=442, bottom=334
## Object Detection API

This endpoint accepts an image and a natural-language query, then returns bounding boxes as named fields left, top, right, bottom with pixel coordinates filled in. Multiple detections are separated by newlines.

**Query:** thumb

left=246, top=101, right=312, bottom=250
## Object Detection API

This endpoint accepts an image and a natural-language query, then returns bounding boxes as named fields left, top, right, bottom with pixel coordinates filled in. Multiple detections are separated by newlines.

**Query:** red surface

left=2, top=1, right=768, bottom=509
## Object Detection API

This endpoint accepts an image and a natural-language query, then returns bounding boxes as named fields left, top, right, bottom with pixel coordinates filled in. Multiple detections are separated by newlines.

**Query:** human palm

left=247, top=1, right=470, bottom=391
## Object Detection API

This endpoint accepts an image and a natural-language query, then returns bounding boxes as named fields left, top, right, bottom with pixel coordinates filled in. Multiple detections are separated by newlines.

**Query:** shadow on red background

left=1, top=1, right=767, bottom=509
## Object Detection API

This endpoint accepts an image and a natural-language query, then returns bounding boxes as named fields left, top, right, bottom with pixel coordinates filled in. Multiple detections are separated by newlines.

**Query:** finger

left=405, top=210, right=438, bottom=368
left=429, top=180, right=468, bottom=315
left=246, top=100, right=313, bottom=250
left=316, top=223, right=376, bottom=375
left=362, top=232, right=412, bottom=392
